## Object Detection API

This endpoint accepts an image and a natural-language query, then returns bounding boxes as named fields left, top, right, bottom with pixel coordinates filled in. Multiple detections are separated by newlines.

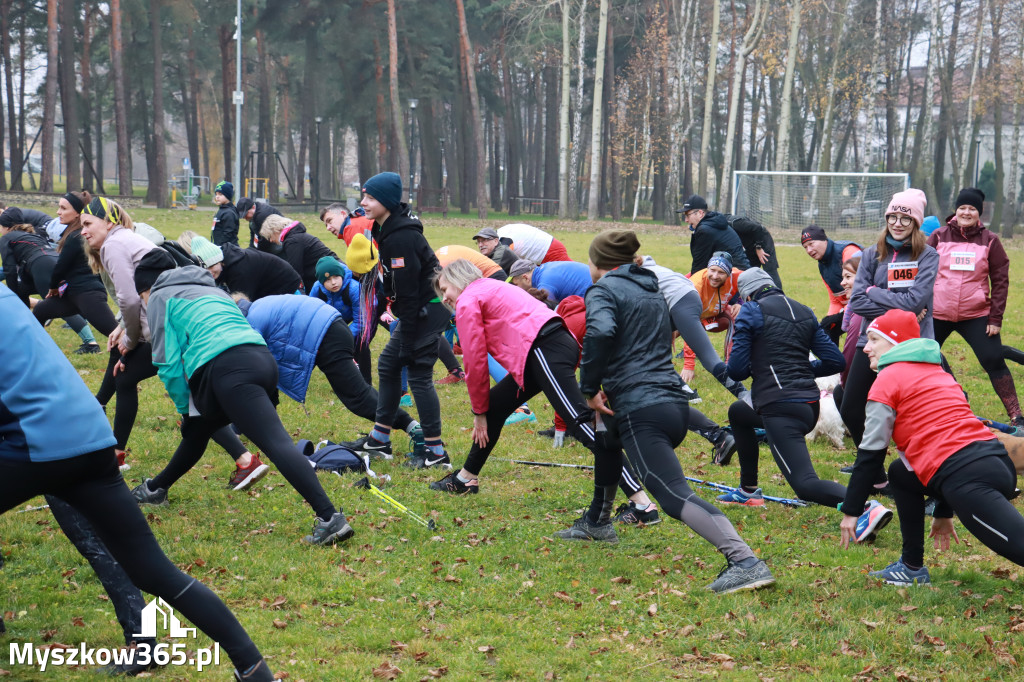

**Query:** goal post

left=731, top=171, right=910, bottom=238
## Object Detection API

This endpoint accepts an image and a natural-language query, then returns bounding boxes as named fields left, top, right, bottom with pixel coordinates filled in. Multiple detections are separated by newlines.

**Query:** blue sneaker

left=855, top=500, right=893, bottom=543
left=399, top=393, right=413, bottom=408
left=716, top=488, right=765, bottom=507
left=869, top=559, right=931, bottom=586
left=504, top=406, right=537, bottom=426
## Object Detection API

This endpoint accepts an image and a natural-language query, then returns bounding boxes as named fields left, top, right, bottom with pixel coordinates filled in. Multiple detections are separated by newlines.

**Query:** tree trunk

left=80, top=7, right=95, bottom=192
left=543, top=64, right=559, bottom=201
left=859, top=0, right=884, bottom=173
left=720, top=0, right=764, bottom=210
left=185, top=25, right=201, bottom=182
left=1, top=0, right=18, bottom=189
left=297, top=36, right=315, bottom=201
left=58, top=0, right=81, bottom=191
left=558, top=0, right=571, bottom=217
left=218, top=24, right=234, bottom=183
left=586, top=0, right=608, bottom=219
left=256, top=26, right=273, bottom=198
left=40, top=0, right=58, bottom=192
left=987, top=0, right=1005, bottom=236
left=933, top=0, right=962, bottom=211
left=455, top=0, right=487, bottom=218
left=146, top=0, right=167, bottom=206
left=567, top=0, right=587, bottom=218
left=1007, top=9, right=1024, bottom=230
left=959, top=0, right=986, bottom=190
left=697, top=0, right=721, bottom=195
left=110, top=0, right=130, bottom=194
left=909, top=0, right=938, bottom=197
left=500, top=38, right=522, bottom=213
left=386, top=0, right=409, bottom=198
left=607, top=27, right=621, bottom=221
left=817, top=0, right=849, bottom=173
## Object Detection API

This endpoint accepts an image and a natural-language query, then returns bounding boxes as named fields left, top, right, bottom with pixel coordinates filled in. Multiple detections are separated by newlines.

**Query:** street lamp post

left=974, top=138, right=982, bottom=188
left=408, top=99, right=418, bottom=205
left=314, top=116, right=323, bottom=214
left=234, top=0, right=243, bottom=190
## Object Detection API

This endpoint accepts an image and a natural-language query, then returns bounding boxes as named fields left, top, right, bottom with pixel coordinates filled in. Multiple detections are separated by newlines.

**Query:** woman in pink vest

left=927, top=188, right=1022, bottom=427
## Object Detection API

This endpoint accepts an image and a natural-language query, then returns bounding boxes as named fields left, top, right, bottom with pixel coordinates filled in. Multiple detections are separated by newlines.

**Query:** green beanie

left=316, top=256, right=347, bottom=284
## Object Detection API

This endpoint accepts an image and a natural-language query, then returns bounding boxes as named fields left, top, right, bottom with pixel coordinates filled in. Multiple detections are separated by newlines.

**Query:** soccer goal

left=731, top=171, right=910, bottom=237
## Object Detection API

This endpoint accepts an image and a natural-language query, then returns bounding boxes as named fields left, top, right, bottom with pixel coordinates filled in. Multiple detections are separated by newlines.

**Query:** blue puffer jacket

left=308, top=265, right=362, bottom=338
left=239, top=294, right=340, bottom=403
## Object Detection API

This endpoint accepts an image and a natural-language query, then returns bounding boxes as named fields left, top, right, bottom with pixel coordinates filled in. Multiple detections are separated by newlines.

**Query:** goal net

left=731, top=171, right=910, bottom=239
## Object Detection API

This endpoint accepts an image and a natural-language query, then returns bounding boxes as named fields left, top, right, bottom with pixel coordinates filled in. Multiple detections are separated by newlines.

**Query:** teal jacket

left=147, top=266, right=266, bottom=414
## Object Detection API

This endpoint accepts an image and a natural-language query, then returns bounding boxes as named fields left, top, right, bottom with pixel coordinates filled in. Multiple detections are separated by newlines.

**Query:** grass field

left=3, top=208, right=1024, bottom=680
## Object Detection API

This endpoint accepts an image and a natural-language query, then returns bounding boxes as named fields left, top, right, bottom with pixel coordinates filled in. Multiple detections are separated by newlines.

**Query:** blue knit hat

left=214, top=180, right=234, bottom=202
left=707, top=251, right=733, bottom=273
left=362, top=172, right=403, bottom=211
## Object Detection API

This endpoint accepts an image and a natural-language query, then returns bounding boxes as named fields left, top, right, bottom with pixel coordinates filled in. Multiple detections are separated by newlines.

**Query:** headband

left=63, top=193, right=85, bottom=214
left=83, top=197, right=120, bottom=225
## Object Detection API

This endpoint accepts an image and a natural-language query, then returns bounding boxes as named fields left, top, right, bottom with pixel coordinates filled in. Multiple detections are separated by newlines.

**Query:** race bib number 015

left=949, top=251, right=976, bottom=271
left=887, top=261, right=919, bottom=289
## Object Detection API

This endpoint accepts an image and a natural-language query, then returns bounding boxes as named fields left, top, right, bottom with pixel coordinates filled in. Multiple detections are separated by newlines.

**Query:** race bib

left=887, top=261, right=919, bottom=289
left=949, top=251, right=976, bottom=271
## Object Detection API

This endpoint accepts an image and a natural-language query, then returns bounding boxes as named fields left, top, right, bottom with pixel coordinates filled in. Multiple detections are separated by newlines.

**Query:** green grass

left=3, top=213, right=1024, bottom=680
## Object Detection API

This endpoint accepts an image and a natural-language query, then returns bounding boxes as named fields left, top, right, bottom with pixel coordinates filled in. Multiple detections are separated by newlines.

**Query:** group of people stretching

left=2, top=174, right=1022, bottom=678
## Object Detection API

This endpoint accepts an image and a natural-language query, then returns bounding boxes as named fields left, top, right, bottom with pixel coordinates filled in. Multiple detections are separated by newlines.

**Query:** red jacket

left=927, top=219, right=1009, bottom=325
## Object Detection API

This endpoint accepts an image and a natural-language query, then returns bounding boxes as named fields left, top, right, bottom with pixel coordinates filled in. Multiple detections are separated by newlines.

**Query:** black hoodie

left=212, top=202, right=240, bottom=247
left=279, top=222, right=337, bottom=294
left=372, top=203, right=441, bottom=349
left=218, top=242, right=301, bottom=300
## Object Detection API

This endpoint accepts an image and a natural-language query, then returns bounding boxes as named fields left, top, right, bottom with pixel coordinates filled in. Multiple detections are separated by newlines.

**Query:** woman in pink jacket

left=428, top=261, right=621, bottom=529
left=927, top=187, right=1022, bottom=426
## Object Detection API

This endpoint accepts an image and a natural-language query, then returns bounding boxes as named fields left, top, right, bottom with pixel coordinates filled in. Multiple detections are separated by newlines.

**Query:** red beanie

left=866, top=309, right=920, bottom=346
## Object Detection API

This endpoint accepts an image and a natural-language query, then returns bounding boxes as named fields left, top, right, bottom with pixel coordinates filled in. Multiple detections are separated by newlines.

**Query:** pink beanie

left=885, top=188, right=927, bottom=228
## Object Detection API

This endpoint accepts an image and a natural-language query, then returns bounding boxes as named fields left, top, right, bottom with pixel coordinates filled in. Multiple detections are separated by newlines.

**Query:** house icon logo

left=133, top=597, right=198, bottom=639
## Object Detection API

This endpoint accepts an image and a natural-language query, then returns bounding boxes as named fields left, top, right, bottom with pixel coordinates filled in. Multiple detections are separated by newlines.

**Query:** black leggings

left=890, top=446, right=1024, bottom=568
left=20, top=257, right=91, bottom=335
left=317, top=320, right=413, bottom=432
left=462, top=329, right=603, bottom=475
left=99, top=343, right=159, bottom=451
left=148, top=345, right=337, bottom=521
left=33, top=288, right=118, bottom=337
left=618, top=403, right=756, bottom=563
left=839, top=350, right=876, bottom=447
left=729, top=399, right=848, bottom=507
left=46, top=495, right=150, bottom=646
left=935, top=317, right=1021, bottom=419
left=0, top=449, right=262, bottom=670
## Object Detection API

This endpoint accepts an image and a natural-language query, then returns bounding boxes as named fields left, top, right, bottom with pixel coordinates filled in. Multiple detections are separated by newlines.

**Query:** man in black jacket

left=211, top=181, right=240, bottom=247
left=212, top=241, right=301, bottom=300
left=472, top=227, right=521, bottom=273
left=677, top=195, right=750, bottom=275
left=348, top=172, right=450, bottom=469
left=235, top=197, right=283, bottom=253
left=727, top=215, right=781, bottom=288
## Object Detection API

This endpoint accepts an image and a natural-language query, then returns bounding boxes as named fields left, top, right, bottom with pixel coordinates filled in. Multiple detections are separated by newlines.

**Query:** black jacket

left=212, top=203, right=240, bottom=247
left=580, top=264, right=687, bottom=416
left=0, top=230, right=55, bottom=285
left=372, top=204, right=441, bottom=349
left=21, top=209, right=53, bottom=231
left=689, top=211, right=750, bottom=274
left=49, top=229, right=105, bottom=294
left=726, top=215, right=778, bottom=277
left=247, top=202, right=283, bottom=253
left=490, top=239, right=521, bottom=273
left=279, top=222, right=338, bottom=294
left=218, top=242, right=301, bottom=300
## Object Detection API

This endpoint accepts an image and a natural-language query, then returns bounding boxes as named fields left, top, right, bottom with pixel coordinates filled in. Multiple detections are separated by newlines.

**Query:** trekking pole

left=502, top=459, right=808, bottom=507
left=353, top=477, right=436, bottom=530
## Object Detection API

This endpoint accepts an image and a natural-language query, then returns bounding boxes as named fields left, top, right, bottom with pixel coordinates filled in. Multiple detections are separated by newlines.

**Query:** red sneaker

left=435, top=369, right=466, bottom=385
left=116, top=450, right=131, bottom=472
left=228, top=454, right=271, bottom=491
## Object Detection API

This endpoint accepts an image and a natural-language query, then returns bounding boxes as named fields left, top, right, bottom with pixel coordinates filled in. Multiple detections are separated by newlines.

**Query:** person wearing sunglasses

left=840, top=188, right=939, bottom=450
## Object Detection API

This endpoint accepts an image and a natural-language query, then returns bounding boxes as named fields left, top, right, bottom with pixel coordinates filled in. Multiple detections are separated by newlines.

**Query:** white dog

left=807, top=373, right=847, bottom=448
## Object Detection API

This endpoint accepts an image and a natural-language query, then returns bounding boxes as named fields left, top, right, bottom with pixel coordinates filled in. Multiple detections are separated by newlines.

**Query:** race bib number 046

left=887, top=261, right=919, bottom=289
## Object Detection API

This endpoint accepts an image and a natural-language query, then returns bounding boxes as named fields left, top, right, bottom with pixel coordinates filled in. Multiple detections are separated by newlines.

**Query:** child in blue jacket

left=308, top=256, right=370, bottom=382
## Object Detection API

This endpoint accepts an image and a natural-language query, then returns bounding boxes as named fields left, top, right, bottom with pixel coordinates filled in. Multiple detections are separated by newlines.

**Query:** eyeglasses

left=886, top=214, right=913, bottom=227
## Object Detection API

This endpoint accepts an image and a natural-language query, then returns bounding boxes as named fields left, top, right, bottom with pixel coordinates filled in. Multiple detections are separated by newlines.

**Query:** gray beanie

left=737, top=268, right=777, bottom=301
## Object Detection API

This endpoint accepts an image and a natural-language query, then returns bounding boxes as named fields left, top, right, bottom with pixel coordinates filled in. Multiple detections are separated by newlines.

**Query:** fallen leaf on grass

left=390, top=640, right=408, bottom=651
left=477, top=645, right=495, bottom=653
left=553, top=591, right=574, bottom=603
left=912, top=630, right=945, bottom=648
left=373, top=660, right=403, bottom=679
left=836, top=639, right=865, bottom=656
left=860, top=619, right=879, bottom=630
left=647, top=604, right=658, bottom=617
left=421, top=667, right=448, bottom=679
left=272, top=619, right=288, bottom=629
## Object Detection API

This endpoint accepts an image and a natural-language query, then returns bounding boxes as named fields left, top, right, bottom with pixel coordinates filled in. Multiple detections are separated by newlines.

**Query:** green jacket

left=876, top=337, right=941, bottom=372
left=148, top=266, right=266, bottom=414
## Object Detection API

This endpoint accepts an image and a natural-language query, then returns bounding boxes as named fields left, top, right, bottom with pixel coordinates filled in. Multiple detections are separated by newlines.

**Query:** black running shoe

left=73, top=342, right=101, bottom=355
left=302, top=511, right=354, bottom=546
left=429, top=471, right=479, bottom=494
left=345, top=434, right=393, bottom=460
left=840, top=464, right=855, bottom=474
left=712, top=431, right=737, bottom=466
left=405, top=451, right=452, bottom=470
left=612, top=501, right=661, bottom=525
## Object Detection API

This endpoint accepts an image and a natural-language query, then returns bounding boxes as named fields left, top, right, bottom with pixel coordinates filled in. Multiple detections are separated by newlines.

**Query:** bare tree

left=147, top=0, right=168, bottom=207
left=40, top=0, right=58, bottom=192
left=58, top=0, right=81, bottom=191
left=697, top=0, right=721, bottom=196
left=720, top=0, right=765, bottom=209
left=586, top=0, right=608, bottom=220
left=567, top=0, right=587, bottom=217
left=774, top=0, right=801, bottom=173
left=455, top=0, right=487, bottom=218
left=387, top=0, right=409, bottom=198
left=558, top=0, right=570, bottom=217
left=110, top=0, right=131, bottom=194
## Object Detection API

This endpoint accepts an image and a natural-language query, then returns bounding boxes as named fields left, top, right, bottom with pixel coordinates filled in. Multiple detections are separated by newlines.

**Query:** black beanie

left=954, top=187, right=984, bottom=214
left=589, top=229, right=641, bottom=269
left=0, top=207, right=24, bottom=228
left=362, top=172, right=403, bottom=212
left=134, top=248, right=178, bottom=294
left=235, top=197, right=255, bottom=217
